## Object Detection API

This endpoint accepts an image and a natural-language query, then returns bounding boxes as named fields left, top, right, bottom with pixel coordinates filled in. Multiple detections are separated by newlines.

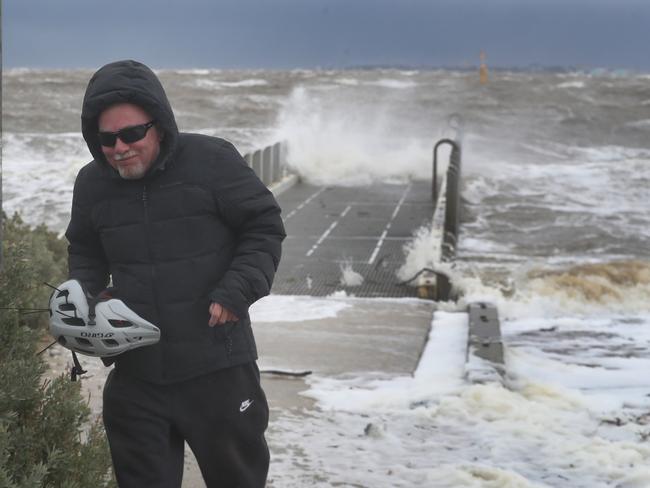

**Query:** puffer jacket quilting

left=66, top=60, right=285, bottom=383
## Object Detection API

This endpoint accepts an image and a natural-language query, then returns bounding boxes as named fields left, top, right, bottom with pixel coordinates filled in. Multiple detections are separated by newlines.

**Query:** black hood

left=81, top=60, right=179, bottom=174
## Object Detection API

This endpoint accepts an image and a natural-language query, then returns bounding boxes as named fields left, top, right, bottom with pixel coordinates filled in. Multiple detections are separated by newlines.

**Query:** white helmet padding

left=49, top=279, right=160, bottom=357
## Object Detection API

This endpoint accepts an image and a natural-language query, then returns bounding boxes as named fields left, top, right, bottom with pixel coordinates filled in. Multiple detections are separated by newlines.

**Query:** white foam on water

left=368, top=78, right=418, bottom=89
left=333, top=77, right=360, bottom=86
left=166, top=68, right=216, bottom=76
left=625, top=119, right=650, bottom=129
left=220, top=79, right=269, bottom=88
left=6, top=67, right=38, bottom=75
left=188, top=78, right=225, bottom=90
left=2, top=132, right=89, bottom=231
left=187, top=78, right=269, bottom=90
left=460, top=237, right=515, bottom=254
left=566, top=144, right=650, bottom=161
left=557, top=81, right=586, bottom=89
left=505, top=311, right=650, bottom=394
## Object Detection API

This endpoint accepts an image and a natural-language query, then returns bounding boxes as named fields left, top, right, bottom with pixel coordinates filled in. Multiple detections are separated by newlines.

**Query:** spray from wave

left=395, top=223, right=442, bottom=282
left=339, top=260, right=364, bottom=287
left=273, top=86, right=433, bottom=185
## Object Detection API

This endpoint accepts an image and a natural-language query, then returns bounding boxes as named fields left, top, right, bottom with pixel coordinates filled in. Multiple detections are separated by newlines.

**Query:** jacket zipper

left=142, top=185, right=158, bottom=300
left=142, top=185, right=166, bottom=373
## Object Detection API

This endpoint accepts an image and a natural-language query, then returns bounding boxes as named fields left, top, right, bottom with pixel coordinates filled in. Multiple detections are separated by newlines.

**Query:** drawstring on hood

left=81, top=60, right=179, bottom=177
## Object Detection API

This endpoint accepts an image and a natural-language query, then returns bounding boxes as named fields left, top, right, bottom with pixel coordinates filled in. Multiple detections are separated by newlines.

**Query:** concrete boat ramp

left=257, top=179, right=439, bottom=407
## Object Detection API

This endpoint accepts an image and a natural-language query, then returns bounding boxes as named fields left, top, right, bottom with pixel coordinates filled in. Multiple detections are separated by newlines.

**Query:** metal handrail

left=430, top=136, right=462, bottom=301
left=432, top=138, right=460, bottom=202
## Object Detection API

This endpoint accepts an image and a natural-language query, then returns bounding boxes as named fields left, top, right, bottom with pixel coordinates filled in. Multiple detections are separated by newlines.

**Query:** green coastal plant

left=0, top=214, right=115, bottom=487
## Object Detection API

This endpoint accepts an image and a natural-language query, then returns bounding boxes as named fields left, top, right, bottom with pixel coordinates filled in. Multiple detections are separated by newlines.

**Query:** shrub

left=0, top=214, right=115, bottom=487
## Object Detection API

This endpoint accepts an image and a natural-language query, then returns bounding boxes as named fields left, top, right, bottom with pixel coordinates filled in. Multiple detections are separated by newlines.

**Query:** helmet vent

left=62, top=317, right=85, bottom=326
left=108, top=319, right=133, bottom=328
left=59, top=303, right=77, bottom=311
left=103, top=339, right=119, bottom=347
left=76, top=338, right=92, bottom=346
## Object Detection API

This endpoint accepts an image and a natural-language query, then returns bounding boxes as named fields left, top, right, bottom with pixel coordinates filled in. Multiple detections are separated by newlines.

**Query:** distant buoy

left=479, top=51, right=489, bottom=84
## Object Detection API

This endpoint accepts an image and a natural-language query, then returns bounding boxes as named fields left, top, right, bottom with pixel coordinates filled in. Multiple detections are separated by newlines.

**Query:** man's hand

left=208, top=303, right=239, bottom=327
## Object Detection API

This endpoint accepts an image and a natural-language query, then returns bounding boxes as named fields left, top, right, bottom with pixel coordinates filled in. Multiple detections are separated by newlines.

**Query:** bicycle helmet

left=49, top=279, right=160, bottom=357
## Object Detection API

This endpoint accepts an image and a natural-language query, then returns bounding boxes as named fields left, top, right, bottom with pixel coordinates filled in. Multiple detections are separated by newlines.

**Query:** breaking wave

left=452, top=260, right=650, bottom=318
left=273, top=86, right=432, bottom=185
left=525, top=260, right=650, bottom=306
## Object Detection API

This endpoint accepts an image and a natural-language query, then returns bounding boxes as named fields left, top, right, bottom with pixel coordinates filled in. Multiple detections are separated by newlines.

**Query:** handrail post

left=252, top=150, right=262, bottom=179
left=432, top=138, right=459, bottom=202
left=272, top=143, right=281, bottom=182
left=430, top=138, right=462, bottom=301
left=262, top=146, right=273, bottom=185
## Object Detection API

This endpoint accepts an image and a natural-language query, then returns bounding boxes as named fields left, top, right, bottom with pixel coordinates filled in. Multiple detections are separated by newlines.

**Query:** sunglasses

left=98, top=120, right=156, bottom=147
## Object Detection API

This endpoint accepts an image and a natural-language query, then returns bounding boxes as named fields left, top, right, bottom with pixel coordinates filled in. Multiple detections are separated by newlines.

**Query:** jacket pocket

left=212, top=319, right=255, bottom=358
left=212, top=322, right=237, bottom=356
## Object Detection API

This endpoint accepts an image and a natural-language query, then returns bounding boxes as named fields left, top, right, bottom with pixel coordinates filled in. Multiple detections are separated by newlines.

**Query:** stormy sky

left=3, top=0, right=649, bottom=70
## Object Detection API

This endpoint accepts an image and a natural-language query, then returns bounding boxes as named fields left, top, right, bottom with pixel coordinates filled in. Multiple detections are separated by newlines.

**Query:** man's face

left=98, top=103, right=161, bottom=180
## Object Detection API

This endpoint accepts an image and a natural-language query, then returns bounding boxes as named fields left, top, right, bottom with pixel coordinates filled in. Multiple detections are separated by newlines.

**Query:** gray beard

left=116, top=161, right=148, bottom=180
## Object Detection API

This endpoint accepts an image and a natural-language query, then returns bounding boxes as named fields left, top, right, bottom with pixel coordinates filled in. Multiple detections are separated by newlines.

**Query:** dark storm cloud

left=3, top=0, right=649, bottom=70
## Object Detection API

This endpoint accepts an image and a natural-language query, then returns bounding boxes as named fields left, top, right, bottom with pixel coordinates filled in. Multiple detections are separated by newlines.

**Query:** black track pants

left=103, top=362, right=270, bottom=488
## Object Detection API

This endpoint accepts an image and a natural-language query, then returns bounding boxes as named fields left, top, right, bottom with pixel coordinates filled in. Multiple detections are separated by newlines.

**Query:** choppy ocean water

left=4, top=68, right=650, bottom=486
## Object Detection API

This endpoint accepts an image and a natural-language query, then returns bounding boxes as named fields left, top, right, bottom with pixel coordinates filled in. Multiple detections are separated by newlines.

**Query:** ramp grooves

left=273, top=182, right=433, bottom=298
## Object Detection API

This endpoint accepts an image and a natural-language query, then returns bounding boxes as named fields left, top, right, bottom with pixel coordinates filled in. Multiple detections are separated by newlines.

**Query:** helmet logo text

left=80, top=332, right=115, bottom=338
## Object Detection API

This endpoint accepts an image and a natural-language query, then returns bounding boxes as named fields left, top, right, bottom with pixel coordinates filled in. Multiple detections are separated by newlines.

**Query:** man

left=66, top=60, right=285, bottom=487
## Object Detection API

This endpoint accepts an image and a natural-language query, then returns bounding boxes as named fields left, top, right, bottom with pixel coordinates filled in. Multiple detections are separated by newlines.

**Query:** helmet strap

left=70, top=352, right=87, bottom=382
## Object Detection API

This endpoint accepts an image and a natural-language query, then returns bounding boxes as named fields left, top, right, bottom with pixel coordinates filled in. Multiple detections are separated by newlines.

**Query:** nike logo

left=239, top=399, right=254, bottom=412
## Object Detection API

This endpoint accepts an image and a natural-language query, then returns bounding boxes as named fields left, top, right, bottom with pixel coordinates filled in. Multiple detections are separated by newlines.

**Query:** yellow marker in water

left=480, top=51, right=489, bottom=84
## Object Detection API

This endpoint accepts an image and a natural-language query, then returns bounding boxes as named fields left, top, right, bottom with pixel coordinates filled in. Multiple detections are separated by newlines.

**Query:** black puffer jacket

left=66, top=60, right=285, bottom=384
